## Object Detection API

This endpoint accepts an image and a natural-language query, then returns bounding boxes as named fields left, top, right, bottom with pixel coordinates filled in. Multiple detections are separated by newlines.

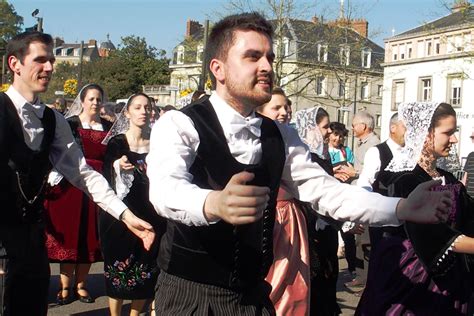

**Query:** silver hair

left=389, top=112, right=399, bottom=127
left=354, top=111, right=375, bottom=131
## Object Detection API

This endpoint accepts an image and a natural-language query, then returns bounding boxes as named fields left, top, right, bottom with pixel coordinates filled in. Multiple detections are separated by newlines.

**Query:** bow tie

left=22, top=102, right=44, bottom=118
left=229, top=116, right=262, bottom=137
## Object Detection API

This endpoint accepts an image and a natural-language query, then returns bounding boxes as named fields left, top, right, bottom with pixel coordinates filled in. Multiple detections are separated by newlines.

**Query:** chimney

left=186, top=19, right=202, bottom=37
left=352, top=19, right=368, bottom=38
left=451, top=0, right=470, bottom=13
left=54, top=37, right=64, bottom=47
left=88, top=39, right=97, bottom=47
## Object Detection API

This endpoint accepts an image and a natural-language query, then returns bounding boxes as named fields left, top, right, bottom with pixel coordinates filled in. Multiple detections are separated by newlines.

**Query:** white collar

left=209, top=92, right=261, bottom=137
left=386, top=137, right=403, bottom=153
left=5, top=86, right=44, bottom=118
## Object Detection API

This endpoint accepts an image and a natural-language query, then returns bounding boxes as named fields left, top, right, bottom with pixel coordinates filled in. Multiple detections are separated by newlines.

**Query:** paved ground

left=47, top=260, right=361, bottom=315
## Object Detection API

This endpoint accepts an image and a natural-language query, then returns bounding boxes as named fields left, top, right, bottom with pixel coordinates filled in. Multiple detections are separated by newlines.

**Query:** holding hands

left=396, top=180, right=452, bottom=224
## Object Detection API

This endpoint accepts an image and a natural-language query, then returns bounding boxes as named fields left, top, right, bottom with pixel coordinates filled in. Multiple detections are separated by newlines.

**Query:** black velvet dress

left=101, top=134, right=165, bottom=299
left=356, top=165, right=474, bottom=315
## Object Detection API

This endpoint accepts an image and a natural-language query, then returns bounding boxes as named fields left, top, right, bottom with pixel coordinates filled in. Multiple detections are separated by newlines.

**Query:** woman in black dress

left=101, top=93, right=164, bottom=316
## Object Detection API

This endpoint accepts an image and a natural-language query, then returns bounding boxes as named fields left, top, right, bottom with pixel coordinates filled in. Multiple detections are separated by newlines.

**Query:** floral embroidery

left=104, top=254, right=155, bottom=291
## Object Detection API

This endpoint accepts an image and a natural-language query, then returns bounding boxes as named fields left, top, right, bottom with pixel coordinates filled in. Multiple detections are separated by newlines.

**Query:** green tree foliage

left=0, top=0, right=23, bottom=42
left=85, top=35, right=170, bottom=100
left=42, top=35, right=170, bottom=103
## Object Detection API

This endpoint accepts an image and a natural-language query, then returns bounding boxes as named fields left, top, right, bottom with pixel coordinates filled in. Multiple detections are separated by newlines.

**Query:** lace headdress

left=385, top=102, right=440, bottom=172
left=295, top=106, right=325, bottom=156
left=102, top=101, right=129, bottom=145
left=64, top=83, right=107, bottom=119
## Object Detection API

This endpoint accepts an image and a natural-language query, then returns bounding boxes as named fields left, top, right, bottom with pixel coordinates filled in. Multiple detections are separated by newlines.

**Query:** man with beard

left=0, top=31, right=154, bottom=316
left=147, top=12, right=452, bottom=315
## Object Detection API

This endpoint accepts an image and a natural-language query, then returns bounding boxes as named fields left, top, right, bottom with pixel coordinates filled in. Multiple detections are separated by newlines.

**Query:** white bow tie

left=229, top=116, right=262, bottom=137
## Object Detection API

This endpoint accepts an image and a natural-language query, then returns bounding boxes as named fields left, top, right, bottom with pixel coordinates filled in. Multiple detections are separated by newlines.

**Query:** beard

left=225, top=72, right=272, bottom=108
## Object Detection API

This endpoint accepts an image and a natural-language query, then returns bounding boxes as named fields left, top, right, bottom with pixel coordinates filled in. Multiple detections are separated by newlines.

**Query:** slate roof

left=392, top=5, right=474, bottom=39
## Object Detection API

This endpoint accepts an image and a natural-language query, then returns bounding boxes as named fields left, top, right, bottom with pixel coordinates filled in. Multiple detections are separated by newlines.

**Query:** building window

left=417, top=40, right=424, bottom=58
left=448, top=75, right=463, bottom=107
left=316, top=76, right=326, bottom=96
left=362, top=49, right=371, bottom=68
left=393, top=53, right=397, bottom=61
left=400, top=44, right=406, bottom=60
left=73, top=48, right=80, bottom=57
left=392, top=79, right=405, bottom=110
left=338, top=108, right=350, bottom=126
left=61, top=48, right=68, bottom=56
left=177, top=46, right=184, bottom=64
left=419, top=77, right=432, bottom=102
left=360, top=82, right=369, bottom=100
left=280, top=76, right=289, bottom=88
left=376, top=114, right=382, bottom=128
left=340, top=46, right=350, bottom=66
left=427, top=42, right=432, bottom=56
left=338, top=80, right=346, bottom=98
left=434, top=38, right=440, bottom=54
left=407, top=42, right=412, bottom=58
left=283, top=37, right=290, bottom=57
left=377, top=84, right=383, bottom=97
left=196, top=44, right=204, bottom=63
left=318, top=44, right=328, bottom=62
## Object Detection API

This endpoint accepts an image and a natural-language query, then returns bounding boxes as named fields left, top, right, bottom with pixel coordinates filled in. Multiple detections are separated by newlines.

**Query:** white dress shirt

left=147, top=92, right=401, bottom=227
left=357, top=138, right=403, bottom=191
left=5, top=86, right=127, bottom=219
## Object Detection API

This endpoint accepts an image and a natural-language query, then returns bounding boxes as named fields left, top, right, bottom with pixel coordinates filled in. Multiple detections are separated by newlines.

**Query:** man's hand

left=204, top=171, right=270, bottom=225
left=349, top=224, right=365, bottom=235
left=396, top=180, right=452, bottom=224
left=121, top=209, right=156, bottom=250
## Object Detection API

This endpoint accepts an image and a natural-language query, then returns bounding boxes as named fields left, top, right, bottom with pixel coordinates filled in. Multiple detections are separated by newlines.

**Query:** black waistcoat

left=158, top=97, right=286, bottom=290
left=372, top=141, right=393, bottom=195
left=0, top=93, right=56, bottom=225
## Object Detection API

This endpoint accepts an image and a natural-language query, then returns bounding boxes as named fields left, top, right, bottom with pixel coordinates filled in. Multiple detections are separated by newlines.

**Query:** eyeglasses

left=351, top=122, right=366, bottom=129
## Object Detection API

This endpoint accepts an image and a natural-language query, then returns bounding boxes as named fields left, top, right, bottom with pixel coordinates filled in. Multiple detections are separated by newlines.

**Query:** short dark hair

left=316, top=107, right=329, bottom=125
left=79, top=84, right=104, bottom=102
left=6, top=31, right=53, bottom=73
left=430, top=102, right=456, bottom=130
left=126, top=92, right=151, bottom=110
left=206, top=12, right=274, bottom=87
left=162, top=104, right=176, bottom=112
left=329, top=121, right=349, bottom=137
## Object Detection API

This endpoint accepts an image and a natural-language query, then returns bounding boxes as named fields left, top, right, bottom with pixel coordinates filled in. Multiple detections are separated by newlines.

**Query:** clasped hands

left=204, top=172, right=453, bottom=226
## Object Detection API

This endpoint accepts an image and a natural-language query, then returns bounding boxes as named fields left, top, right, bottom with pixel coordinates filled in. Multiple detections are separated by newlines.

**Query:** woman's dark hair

left=126, top=92, right=151, bottom=110
left=316, top=107, right=329, bottom=125
left=329, top=122, right=349, bottom=137
left=79, top=84, right=104, bottom=102
left=430, top=102, right=456, bottom=130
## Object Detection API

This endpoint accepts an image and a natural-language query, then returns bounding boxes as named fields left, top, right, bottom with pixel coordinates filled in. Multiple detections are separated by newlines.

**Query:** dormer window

left=177, top=46, right=184, bottom=64
left=340, top=46, right=350, bottom=66
left=318, top=43, right=328, bottom=62
left=362, top=48, right=371, bottom=68
left=283, top=37, right=290, bottom=57
left=74, top=48, right=80, bottom=57
left=61, top=48, right=68, bottom=56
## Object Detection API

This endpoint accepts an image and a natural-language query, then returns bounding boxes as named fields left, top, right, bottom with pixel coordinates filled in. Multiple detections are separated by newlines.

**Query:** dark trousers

left=0, top=224, right=50, bottom=316
left=155, top=271, right=275, bottom=316
left=340, top=230, right=357, bottom=273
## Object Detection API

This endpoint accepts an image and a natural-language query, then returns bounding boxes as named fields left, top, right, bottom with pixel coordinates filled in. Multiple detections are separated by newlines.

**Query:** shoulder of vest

left=100, top=117, right=113, bottom=131
left=66, top=115, right=81, bottom=129
left=181, top=95, right=212, bottom=115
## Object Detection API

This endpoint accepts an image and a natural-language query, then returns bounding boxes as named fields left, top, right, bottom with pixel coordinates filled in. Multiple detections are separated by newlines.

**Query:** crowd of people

left=0, top=11, right=472, bottom=316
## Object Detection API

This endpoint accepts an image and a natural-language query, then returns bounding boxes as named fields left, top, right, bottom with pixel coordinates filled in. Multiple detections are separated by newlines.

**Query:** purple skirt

left=356, top=235, right=470, bottom=315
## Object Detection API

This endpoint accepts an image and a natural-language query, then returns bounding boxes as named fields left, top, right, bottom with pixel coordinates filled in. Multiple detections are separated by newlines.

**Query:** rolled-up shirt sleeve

left=278, top=124, right=401, bottom=227
left=48, top=112, right=127, bottom=219
left=147, top=111, right=212, bottom=226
